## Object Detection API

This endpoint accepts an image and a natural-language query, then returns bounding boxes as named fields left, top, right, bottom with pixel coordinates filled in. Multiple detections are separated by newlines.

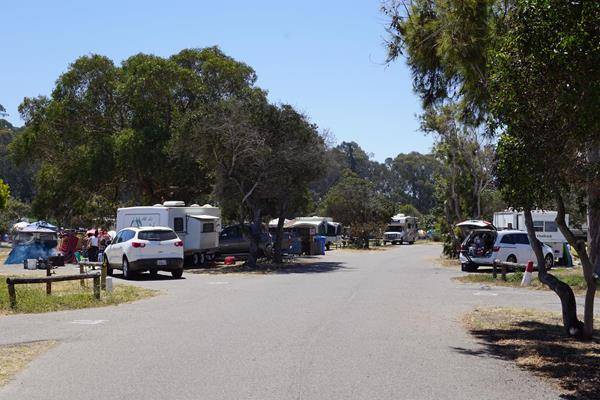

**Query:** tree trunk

left=273, top=205, right=287, bottom=264
left=523, top=207, right=584, bottom=338
left=584, top=145, right=600, bottom=338
left=247, top=207, right=262, bottom=269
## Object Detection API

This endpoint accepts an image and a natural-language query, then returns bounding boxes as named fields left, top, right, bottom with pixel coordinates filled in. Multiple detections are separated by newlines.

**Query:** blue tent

left=4, top=221, right=59, bottom=265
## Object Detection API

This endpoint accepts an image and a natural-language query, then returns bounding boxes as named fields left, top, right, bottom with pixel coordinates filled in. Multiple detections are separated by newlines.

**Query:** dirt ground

left=464, top=307, right=600, bottom=400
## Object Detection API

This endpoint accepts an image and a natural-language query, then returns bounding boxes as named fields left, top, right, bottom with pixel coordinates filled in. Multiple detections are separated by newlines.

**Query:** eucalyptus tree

left=490, top=0, right=600, bottom=338
left=9, top=47, right=253, bottom=226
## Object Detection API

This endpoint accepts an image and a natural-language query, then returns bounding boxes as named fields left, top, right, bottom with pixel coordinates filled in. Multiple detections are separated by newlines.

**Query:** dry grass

left=0, top=275, right=157, bottom=315
left=434, top=255, right=460, bottom=268
left=0, top=340, right=57, bottom=386
left=462, top=307, right=600, bottom=400
left=454, top=267, right=590, bottom=295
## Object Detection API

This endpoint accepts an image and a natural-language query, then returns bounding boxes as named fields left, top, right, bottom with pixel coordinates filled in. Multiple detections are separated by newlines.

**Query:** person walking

left=88, top=230, right=99, bottom=262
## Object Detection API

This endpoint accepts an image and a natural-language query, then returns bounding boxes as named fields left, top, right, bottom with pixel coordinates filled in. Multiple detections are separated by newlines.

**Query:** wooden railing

left=6, top=272, right=101, bottom=309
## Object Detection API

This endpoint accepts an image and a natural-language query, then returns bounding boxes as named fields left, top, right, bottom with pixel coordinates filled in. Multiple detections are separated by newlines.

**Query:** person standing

left=88, top=230, right=99, bottom=262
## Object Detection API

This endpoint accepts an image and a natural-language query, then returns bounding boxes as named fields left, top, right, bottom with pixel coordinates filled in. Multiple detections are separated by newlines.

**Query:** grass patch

left=462, top=307, right=600, bottom=400
left=0, top=340, right=57, bottom=386
left=0, top=275, right=157, bottom=315
left=454, top=267, right=590, bottom=295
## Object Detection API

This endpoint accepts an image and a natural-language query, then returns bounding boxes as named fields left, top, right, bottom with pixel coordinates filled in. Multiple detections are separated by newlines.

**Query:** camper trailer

left=383, top=214, right=418, bottom=245
left=291, top=217, right=342, bottom=250
left=116, top=201, right=221, bottom=266
left=493, top=210, right=569, bottom=262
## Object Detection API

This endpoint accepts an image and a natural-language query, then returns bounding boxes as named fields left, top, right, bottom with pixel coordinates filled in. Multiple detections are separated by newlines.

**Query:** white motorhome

left=116, top=201, right=221, bottom=265
left=493, top=210, right=569, bottom=262
left=383, top=214, right=418, bottom=245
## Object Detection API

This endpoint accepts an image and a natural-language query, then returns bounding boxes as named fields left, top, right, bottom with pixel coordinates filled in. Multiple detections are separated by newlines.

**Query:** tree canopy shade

left=9, top=47, right=255, bottom=226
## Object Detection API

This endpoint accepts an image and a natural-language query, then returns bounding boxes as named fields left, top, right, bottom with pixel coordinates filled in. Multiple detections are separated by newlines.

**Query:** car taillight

left=174, top=240, right=184, bottom=247
left=493, top=246, right=500, bottom=252
left=132, top=242, right=146, bottom=248
left=460, top=244, right=467, bottom=251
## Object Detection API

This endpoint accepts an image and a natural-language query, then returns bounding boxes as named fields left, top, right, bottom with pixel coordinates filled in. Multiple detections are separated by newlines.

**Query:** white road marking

left=70, top=320, right=107, bottom=325
left=207, top=281, right=229, bottom=285
left=473, top=292, right=498, bottom=296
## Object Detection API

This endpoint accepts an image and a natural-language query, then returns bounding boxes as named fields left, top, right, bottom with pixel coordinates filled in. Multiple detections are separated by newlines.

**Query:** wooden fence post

left=100, top=262, right=107, bottom=291
left=46, top=265, right=52, bottom=295
left=7, top=279, right=16, bottom=309
left=93, top=275, right=101, bottom=300
left=492, top=260, right=498, bottom=279
left=79, top=263, right=85, bottom=287
left=501, top=263, right=507, bottom=281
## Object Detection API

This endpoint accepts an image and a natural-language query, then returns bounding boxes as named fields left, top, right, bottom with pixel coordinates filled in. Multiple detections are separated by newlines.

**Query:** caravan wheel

left=192, top=253, right=205, bottom=266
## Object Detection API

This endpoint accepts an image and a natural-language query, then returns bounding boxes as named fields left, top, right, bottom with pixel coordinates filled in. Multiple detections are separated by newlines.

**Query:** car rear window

left=138, top=230, right=177, bottom=241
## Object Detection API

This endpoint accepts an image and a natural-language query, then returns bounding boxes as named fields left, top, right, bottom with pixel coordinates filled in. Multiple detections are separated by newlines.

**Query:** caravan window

left=202, top=223, right=215, bottom=233
left=544, top=221, right=558, bottom=232
left=533, top=221, right=544, bottom=232
left=174, top=217, right=184, bottom=232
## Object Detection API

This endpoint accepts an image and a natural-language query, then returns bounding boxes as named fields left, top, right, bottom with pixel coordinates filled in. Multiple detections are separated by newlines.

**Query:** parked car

left=218, top=224, right=273, bottom=258
left=103, top=227, right=184, bottom=279
left=459, top=229, right=554, bottom=272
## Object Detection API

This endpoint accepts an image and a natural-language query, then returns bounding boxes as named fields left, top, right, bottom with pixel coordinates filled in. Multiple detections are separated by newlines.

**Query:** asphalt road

left=0, top=244, right=565, bottom=399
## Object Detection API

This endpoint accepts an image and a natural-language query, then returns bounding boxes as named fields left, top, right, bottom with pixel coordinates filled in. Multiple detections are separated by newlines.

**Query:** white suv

left=104, top=227, right=184, bottom=279
left=459, top=229, right=554, bottom=272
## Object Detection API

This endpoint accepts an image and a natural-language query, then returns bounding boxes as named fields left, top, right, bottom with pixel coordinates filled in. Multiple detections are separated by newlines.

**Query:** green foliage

left=0, top=179, right=9, bottom=210
left=0, top=197, right=31, bottom=234
left=0, top=120, right=34, bottom=201
left=10, top=47, right=257, bottom=226
left=322, top=171, right=394, bottom=247
left=489, top=0, right=600, bottom=212
left=397, top=203, right=422, bottom=218
left=382, top=0, right=504, bottom=123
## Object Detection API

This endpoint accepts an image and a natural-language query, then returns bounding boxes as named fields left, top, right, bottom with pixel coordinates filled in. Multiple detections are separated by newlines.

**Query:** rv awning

left=188, top=214, right=220, bottom=221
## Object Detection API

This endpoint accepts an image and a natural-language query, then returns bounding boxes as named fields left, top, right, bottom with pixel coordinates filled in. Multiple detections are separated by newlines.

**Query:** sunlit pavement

left=0, top=244, right=563, bottom=399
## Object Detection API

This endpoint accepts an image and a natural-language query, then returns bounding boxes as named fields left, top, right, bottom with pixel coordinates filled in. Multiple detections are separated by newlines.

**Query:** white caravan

left=116, top=201, right=221, bottom=265
left=493, top=210, right=569, bottom=262
left=383, top=214, right=418, bottom=245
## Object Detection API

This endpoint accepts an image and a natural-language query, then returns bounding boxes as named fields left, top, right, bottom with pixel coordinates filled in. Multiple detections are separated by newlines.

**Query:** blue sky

left=0, top=1, right=432, bottom=161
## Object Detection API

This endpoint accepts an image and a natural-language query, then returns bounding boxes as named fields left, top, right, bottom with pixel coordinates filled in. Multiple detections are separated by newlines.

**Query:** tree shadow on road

left=453, top=308, right=600, bottom=400
left=186, top=261, right=348, bottom=275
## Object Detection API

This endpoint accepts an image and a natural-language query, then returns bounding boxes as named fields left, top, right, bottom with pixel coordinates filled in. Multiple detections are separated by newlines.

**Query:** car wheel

left=122, top=257, right=132, bottom=280
left=409, top=241, right=415, bottom=245
left=171, top=269, right=183, bottom=279
left=545, top=254, right=554, bottom=270
left=103, top=257, right=113, bottom=276
left=507, top=255, right=517, bottom=264
left=192, top=253, right=201, bottom=266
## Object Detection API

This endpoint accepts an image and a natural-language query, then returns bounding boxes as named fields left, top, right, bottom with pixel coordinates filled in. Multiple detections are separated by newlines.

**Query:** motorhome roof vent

left=153, top=204, right=162, bottom=207
left=202, top=204, right=216, bottom=208
left=190, top=204, right=200, bottom=207
left=163, top=201, right=185, bottom=207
